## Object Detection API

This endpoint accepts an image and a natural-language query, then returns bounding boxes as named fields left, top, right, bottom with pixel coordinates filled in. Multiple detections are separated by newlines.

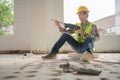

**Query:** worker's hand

left=76, top=29, right=84, bottom=36
left=54, top=20, right=61, bottom=27
left=54, top=20, right=64, bottom=32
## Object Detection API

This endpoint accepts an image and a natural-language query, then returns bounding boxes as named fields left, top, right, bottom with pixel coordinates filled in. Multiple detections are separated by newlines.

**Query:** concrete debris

left=77, top=68, right=102, bottom=75
left=59, top=62, right=102, bottom=75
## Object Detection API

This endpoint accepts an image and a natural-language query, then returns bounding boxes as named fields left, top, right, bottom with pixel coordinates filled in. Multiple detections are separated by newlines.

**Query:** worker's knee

left=61, top=33, right=71, bottom=38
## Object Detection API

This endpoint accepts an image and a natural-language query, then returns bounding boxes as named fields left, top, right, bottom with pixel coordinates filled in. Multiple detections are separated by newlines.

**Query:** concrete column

left=115, top=0, right=120, bottom=26
left=31, top=0, right=68, bottom=53
left=45, top=0, right=64, bottom=52
left=30, top=0, right=46, bottom=53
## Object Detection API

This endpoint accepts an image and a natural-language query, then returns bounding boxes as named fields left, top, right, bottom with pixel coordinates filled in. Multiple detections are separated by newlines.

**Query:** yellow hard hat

left=77, top=6, right=89, bottom=14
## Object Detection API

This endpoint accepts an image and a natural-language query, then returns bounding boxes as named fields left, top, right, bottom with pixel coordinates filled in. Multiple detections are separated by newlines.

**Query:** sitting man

left=42, top=6, right=100, bottom=61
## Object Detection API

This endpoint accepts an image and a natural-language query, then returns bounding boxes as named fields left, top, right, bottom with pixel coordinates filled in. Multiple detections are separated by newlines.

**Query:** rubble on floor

left=0, top=53, right=120, bottom=80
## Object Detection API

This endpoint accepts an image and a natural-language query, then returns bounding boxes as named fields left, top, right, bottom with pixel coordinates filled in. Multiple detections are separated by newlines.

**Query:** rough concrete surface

left=0, top=53, right=120, bottom=80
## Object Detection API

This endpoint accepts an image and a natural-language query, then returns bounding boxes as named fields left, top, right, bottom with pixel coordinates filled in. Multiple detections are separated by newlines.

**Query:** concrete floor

left=0, top=53, right=120, bottom=80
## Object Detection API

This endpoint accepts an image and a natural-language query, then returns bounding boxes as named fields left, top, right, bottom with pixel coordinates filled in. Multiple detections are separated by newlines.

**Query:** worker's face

left=78, top=11, right=88, bottom=21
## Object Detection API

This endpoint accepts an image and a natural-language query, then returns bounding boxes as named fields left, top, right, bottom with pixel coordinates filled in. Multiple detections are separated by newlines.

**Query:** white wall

left=95, top=35, right=120, bottom=52
left=94, top=15, right=115, bottom=30
left=0, top=0, right=31, bottom=50
left=0, top=0, right=67, bottom=53
left=45, top=0, right=70, bottom=52
left=31, top=0, right=66, bottom=53
left=30, top=0, right=46, bottom=52
left=115, top=0, right=120, bottom=25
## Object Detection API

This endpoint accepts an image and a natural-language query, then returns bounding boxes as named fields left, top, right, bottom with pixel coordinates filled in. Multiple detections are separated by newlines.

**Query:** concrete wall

left=94, top=15, right=115, bottom=30
left=0, top=0, right=31, bottom=50
left=30, top=0, right=67, bottom=53
left=95, top=35, right=120, bottom=52
left=115, top=0, right=120, bottom=25
left=30, top=0, right=46, bottom=52
left=0, top=0, right=67, bottom=53
left=45, top=0, right=71, bottom=52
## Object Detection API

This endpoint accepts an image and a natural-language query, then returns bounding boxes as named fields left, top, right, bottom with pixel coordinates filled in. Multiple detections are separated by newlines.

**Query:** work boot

left=42, top=54, right=57, bottom=59
left=80, top=51, right=93, bottom=62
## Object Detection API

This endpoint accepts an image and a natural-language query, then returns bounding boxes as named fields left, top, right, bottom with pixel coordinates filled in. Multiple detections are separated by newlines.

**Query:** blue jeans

left=49, top=33, right=94, bottom=55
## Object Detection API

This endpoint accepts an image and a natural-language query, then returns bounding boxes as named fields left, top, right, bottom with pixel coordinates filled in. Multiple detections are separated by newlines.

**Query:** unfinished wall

left=0, top=0, right=68, bottom=53
left=30, top=0, right=66, bottom=53
left=45, top=0, right=71, bottom=52
left=0, top=0, right=31, bottom=51
left=94, top=15, right=115, bottom=30
left=115, top=0, right=120, bottom=26
left=95, top=35, right=120, bottom=52
left=30, top=0, right=46, bottom=53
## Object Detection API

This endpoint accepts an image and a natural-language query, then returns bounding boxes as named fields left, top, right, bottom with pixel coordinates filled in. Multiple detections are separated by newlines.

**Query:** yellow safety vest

left=75, top=22, right=93, bottom=43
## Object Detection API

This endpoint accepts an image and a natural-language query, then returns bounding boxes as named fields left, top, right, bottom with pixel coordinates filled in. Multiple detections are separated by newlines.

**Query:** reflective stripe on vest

left=75, top=22, right=93, bottom=43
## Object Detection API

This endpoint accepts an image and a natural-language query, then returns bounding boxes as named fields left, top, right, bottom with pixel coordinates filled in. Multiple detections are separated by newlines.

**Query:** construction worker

left=42, top=6, right=100, bottom=61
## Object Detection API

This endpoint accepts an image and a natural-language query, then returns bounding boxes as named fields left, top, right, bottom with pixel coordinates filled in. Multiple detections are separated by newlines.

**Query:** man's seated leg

left=79, top=37, right=94, bottom=62
left=42, top=33, right=76, bottom=59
